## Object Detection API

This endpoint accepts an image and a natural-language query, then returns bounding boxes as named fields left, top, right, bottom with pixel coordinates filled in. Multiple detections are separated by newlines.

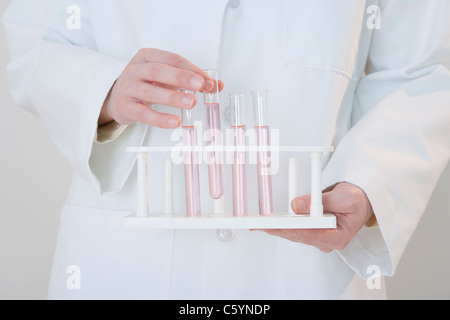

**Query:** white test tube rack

left=124, top=145, right=336, bottom=229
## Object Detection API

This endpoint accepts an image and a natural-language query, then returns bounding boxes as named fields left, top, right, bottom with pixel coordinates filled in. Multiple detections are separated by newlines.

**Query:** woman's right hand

left=99, top=48, right=223, bottom=128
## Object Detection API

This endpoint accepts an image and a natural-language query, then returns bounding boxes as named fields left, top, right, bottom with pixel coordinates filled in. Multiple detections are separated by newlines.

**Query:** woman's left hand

left=258, top=182, right=374, bottom=253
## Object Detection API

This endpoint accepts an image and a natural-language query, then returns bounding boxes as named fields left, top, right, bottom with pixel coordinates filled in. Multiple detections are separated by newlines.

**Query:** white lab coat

left=3, top=0, right=450, bottom=300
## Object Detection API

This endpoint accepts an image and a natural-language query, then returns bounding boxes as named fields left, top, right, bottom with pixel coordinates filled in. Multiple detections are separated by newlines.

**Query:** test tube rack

left=124, top=145, right=336, bottom=230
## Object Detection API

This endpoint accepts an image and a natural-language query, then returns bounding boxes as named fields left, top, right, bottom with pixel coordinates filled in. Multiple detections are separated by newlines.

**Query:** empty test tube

left=230, top=93, right=248, bottom=217
left=252, top=90, right=274, bottom=216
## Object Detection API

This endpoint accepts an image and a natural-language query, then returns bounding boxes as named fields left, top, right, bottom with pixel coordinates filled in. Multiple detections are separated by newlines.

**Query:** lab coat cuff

left=338, top=228, right=394, bottom=280
left=365, top=214, right=379, bottom=228
left=96, top=121, right=129, bottom=144
left=322, top=160, right=394, bottom=279
left=89, top=121, right=148, bottom=195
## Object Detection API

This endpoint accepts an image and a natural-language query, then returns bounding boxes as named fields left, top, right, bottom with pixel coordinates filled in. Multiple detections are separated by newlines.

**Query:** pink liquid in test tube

left=181, top=89, right=201, bottom=217
left=252, top=90, right=274, bottom=216
left=230, top=93, right=248, bottom=217
left=204, top=70, right=224, bottom=200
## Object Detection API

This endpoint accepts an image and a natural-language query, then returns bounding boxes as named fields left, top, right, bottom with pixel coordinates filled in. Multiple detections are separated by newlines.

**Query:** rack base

left=124, top=213, right=336, bottom=230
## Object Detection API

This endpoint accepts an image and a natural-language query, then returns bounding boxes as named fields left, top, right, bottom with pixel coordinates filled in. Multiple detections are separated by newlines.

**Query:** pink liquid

left=232, top=125, right=248, bottom=217
left=183, top=126, right=201, bottom=217
left=204, top=103, right=224, bottom=199
left=256, top=126, right=274, bottom=216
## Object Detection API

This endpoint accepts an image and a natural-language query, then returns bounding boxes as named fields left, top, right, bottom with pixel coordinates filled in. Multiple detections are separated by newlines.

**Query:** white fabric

left=3, top=0, right=450, bottom=299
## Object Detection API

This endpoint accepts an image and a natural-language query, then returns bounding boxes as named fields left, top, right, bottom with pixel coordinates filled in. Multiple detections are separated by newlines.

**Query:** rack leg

left=137, top=152, right=149, bottom=217
left=310, top=152, right=323, bottom=217
left=213, top=163, right=225, bottom=214
left=214, top=197, right=224, bottom=214
left=288, top=158, right=299, bottom=214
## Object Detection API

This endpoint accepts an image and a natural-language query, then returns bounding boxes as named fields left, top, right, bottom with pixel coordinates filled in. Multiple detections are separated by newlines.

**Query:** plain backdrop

left=0, top=0, right=449, bottom=300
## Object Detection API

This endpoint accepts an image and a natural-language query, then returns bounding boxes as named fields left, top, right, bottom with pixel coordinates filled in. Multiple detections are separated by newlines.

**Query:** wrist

left=98, top=105, right=114, bottom=126
left=98, top=84, right=115, bottom=126
left=353, top=182, right=378, bottom=227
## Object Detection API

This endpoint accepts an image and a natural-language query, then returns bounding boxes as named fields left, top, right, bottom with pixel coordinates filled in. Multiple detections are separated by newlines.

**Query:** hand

left=259, top=182, right=374, bottom=253
left=99, top=48, right=224, bottom=127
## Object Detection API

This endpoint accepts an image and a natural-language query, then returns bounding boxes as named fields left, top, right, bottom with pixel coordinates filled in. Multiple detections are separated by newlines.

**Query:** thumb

left=291, top=190, right=337, bottom=215
left=291, top=195, right=311, bottom=214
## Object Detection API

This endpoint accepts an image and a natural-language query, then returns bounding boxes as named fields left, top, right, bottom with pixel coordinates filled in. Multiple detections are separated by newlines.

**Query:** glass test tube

left=252, top=90, right=274, bottom=216
left=181, top=89, right=201, bottom=217
left=230, top=93, right=248, bottom=217
left=203, top=70, right=224, bottom=200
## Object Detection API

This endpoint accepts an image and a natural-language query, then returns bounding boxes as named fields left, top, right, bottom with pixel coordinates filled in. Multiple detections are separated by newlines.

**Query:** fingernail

left=293, top=199, right=306, bottom=212
left=168, top=118, right=180, bottom=128
left=190, top=76, right=204, bottom=90
left=182, top=95, right=194, bottom=108
left=204, top=79, right=214, bottom=91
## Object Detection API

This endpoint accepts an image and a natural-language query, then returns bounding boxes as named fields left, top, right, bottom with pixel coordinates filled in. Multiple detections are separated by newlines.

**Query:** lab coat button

left=217, top=229, right=235, bottom=242
left=228, top=0, right=241, bottom=9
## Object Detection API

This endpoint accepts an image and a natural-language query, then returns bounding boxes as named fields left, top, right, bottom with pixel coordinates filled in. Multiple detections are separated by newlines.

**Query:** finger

left=135, top=48, right=215, bottom=91
left=256, top=223, right=348, bottom=251
left=258, top=228, right=332, bottom=249
left=291, top=187, right=350, bottom=215
left=132, top=82, right=197, bottom=110
left=218, top=80, right=225, bottom=92
left=291, top=195, right=311, bottom=214
left=258, top=229, right=285, bottom=238
left=263, top=228, right=345, bottom=252
left=258, top=228, right=319, bottom=244
left=203, top=79, right=225, bottom=93
left=139, top=62, right=206, bottom=92
left=156, top=79, right=225, bottom=95
left=127, top=102, right=181, bottom=129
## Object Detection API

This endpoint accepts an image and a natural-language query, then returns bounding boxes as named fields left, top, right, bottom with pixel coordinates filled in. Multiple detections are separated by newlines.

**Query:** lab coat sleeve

left=322, top=0, right=450, bottom=279
left=2, top=0, right=146, bottom=194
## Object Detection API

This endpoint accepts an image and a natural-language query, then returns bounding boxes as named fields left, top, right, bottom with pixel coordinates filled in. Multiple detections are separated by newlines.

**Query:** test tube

left=252, top=90, right=274, bottom=216
left=203, top=69, right=224, bottom=200
left=230, top=93, right=248, bottom=217
left=181, top=89, right=201, bottom=217
left=288, top=158, right=299, bottom=214
left=163, top=158, right=173, bottom=214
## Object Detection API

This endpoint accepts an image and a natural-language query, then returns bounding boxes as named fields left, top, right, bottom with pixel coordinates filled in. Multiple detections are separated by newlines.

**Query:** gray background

left=0, top=0, right=449, bottom=300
